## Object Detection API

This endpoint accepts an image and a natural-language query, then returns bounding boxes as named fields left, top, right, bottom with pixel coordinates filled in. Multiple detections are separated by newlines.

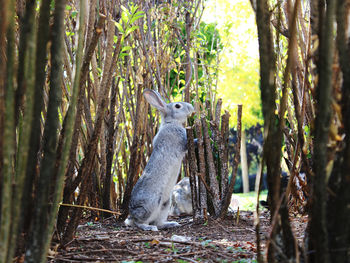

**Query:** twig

left=63, top=248, right=138, bottom=257
left=58, top=203, right=120, bottom=215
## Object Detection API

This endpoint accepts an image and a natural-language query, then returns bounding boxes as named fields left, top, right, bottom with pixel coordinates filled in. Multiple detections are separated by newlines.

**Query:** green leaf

left=121, top=11, right=129, bottom=24
left=121, top=46, right=132, bottom=52
left=66, top=31, right=74, bottom=37
left=119, top=52, right=129, bottom=58
left=125, top=25, right=139, bottom=36
left=115, top=22, right=124, bottom=33
left=120, top=5, right=129, bottom=15
left=134, top=11, right=144, bottom=17
left=130, top=14, right=144, bottom=24
left=130, top=4, right=139, bottom=14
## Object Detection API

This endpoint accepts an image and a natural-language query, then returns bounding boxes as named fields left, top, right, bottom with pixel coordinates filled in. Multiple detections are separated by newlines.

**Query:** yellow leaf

left=151, top=239, right=160, bottom=245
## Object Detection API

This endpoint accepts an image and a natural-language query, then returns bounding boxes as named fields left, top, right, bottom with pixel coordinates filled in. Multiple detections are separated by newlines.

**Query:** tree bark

left=7, top=2, right=36, bottom=261
left=327, top=1, right=350, bottom=262
left=241, top=131, right=249, bottom=193
left=219, top=105, right=242, bottom=219
left=22, top=0, right=51, bottom=237
left=201, top=114, right=221, bottom=216
left=0, top=1, right=16, bottom=261
left=25, top=0, right=65, bottom=262
left=103, top=77, right=120, bottom=215
left=309, top=1, right=336, bottom=262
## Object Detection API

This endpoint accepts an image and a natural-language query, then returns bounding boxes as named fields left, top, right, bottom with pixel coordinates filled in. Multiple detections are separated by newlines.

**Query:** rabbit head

left=143, top=89, right=194, bottom=126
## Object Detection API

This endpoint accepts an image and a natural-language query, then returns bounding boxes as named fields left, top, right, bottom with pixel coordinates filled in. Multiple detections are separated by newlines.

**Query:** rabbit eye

left=175, top=104, right=181, bottom=109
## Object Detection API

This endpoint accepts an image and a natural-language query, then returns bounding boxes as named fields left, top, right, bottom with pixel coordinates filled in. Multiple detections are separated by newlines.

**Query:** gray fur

left=125, top=89, right=194, bottom=231
left=170, top=177, right=193, bottom=216
left=169, top=177, right=241, bottom=216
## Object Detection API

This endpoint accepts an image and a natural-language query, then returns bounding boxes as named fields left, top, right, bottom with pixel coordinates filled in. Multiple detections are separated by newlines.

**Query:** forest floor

left=48, top=210, right=307, bottom=263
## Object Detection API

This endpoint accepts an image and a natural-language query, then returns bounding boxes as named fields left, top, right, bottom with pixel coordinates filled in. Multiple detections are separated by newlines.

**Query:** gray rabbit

left=125, top=89, right=194, bottom=231
left=170, top=177, right=193, bottom=216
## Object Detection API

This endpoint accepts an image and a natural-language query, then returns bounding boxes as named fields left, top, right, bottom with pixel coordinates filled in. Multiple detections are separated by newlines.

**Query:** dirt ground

left=48, top=211, right=307, bottom=263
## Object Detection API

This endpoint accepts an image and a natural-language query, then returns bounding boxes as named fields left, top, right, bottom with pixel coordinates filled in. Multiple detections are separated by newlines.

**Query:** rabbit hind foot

left=135, top=222, right=159, bottom=231
left=125, top=217, right=158, bottom=231
left=158, top=221, right=180, bottom=229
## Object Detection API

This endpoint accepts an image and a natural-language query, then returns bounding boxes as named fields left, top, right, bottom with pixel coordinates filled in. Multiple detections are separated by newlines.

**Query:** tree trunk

left=22, top=0, right=51, bottom=238
left=103, top=77, right=120, bottom=215
left=327, top=1, right=350, bottom=262
left=241, top=130, right=249, bottom=193
left=7, top=2, right=36, bottom=260
left=309, top=1, right=336, bottom=262
left=25, top=0, right=66, bottom=262
left=0, top=1, right=16, bottom=261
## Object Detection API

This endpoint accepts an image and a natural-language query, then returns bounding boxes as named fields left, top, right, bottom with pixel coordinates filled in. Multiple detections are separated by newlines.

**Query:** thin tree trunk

left=0, top=0, right=10, bottom=189
left=187, top=125, right=200, bottom=219
left=219, top=104, right=242, bottom=219
left=255, top=0, right=283, bottom=228
left=201, top=114, right=221, bottom=216
left=0, top=1, right=16, bottom=261
left=194, top=119, right=207, bottom=216
left=220, top=111, right=230, bottom=199
left=241, top=131, right=249, bottom=193
left=7, top=3, right=36, bottom=261
left=103, top=77, right=120, bottom=215
left=22, top=0, right=51, bottom=237
left=309, top=1, right=336, bottom=262
left=25, top=0, right=65, bottom=262
left=14, top=0, right=35, bottom=125
left=326, top=1, right=350, bottom=262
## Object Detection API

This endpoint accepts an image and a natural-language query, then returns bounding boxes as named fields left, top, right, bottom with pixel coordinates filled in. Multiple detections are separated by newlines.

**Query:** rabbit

left=170, top=177, right=193, bottom=216
left=169, top=176, right=241, bottom=216
left=125, top=89, right=194, bottom=231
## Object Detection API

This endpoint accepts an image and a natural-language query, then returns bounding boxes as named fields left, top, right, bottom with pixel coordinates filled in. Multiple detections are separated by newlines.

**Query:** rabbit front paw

left=158, top=221, right=180, bottom=229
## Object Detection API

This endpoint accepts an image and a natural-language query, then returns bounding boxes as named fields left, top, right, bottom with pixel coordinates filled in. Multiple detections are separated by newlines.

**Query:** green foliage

left=203, top=0, right=262, bottom=128
left=167, top=20, right=222, bottom=101
left=115, top=3, right=144, bottom=45
left=197, top=21, right=223, bottom=65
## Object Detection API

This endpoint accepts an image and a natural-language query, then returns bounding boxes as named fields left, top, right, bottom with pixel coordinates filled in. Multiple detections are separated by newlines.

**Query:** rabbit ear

left=143, top=89, right=167, bottom=112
